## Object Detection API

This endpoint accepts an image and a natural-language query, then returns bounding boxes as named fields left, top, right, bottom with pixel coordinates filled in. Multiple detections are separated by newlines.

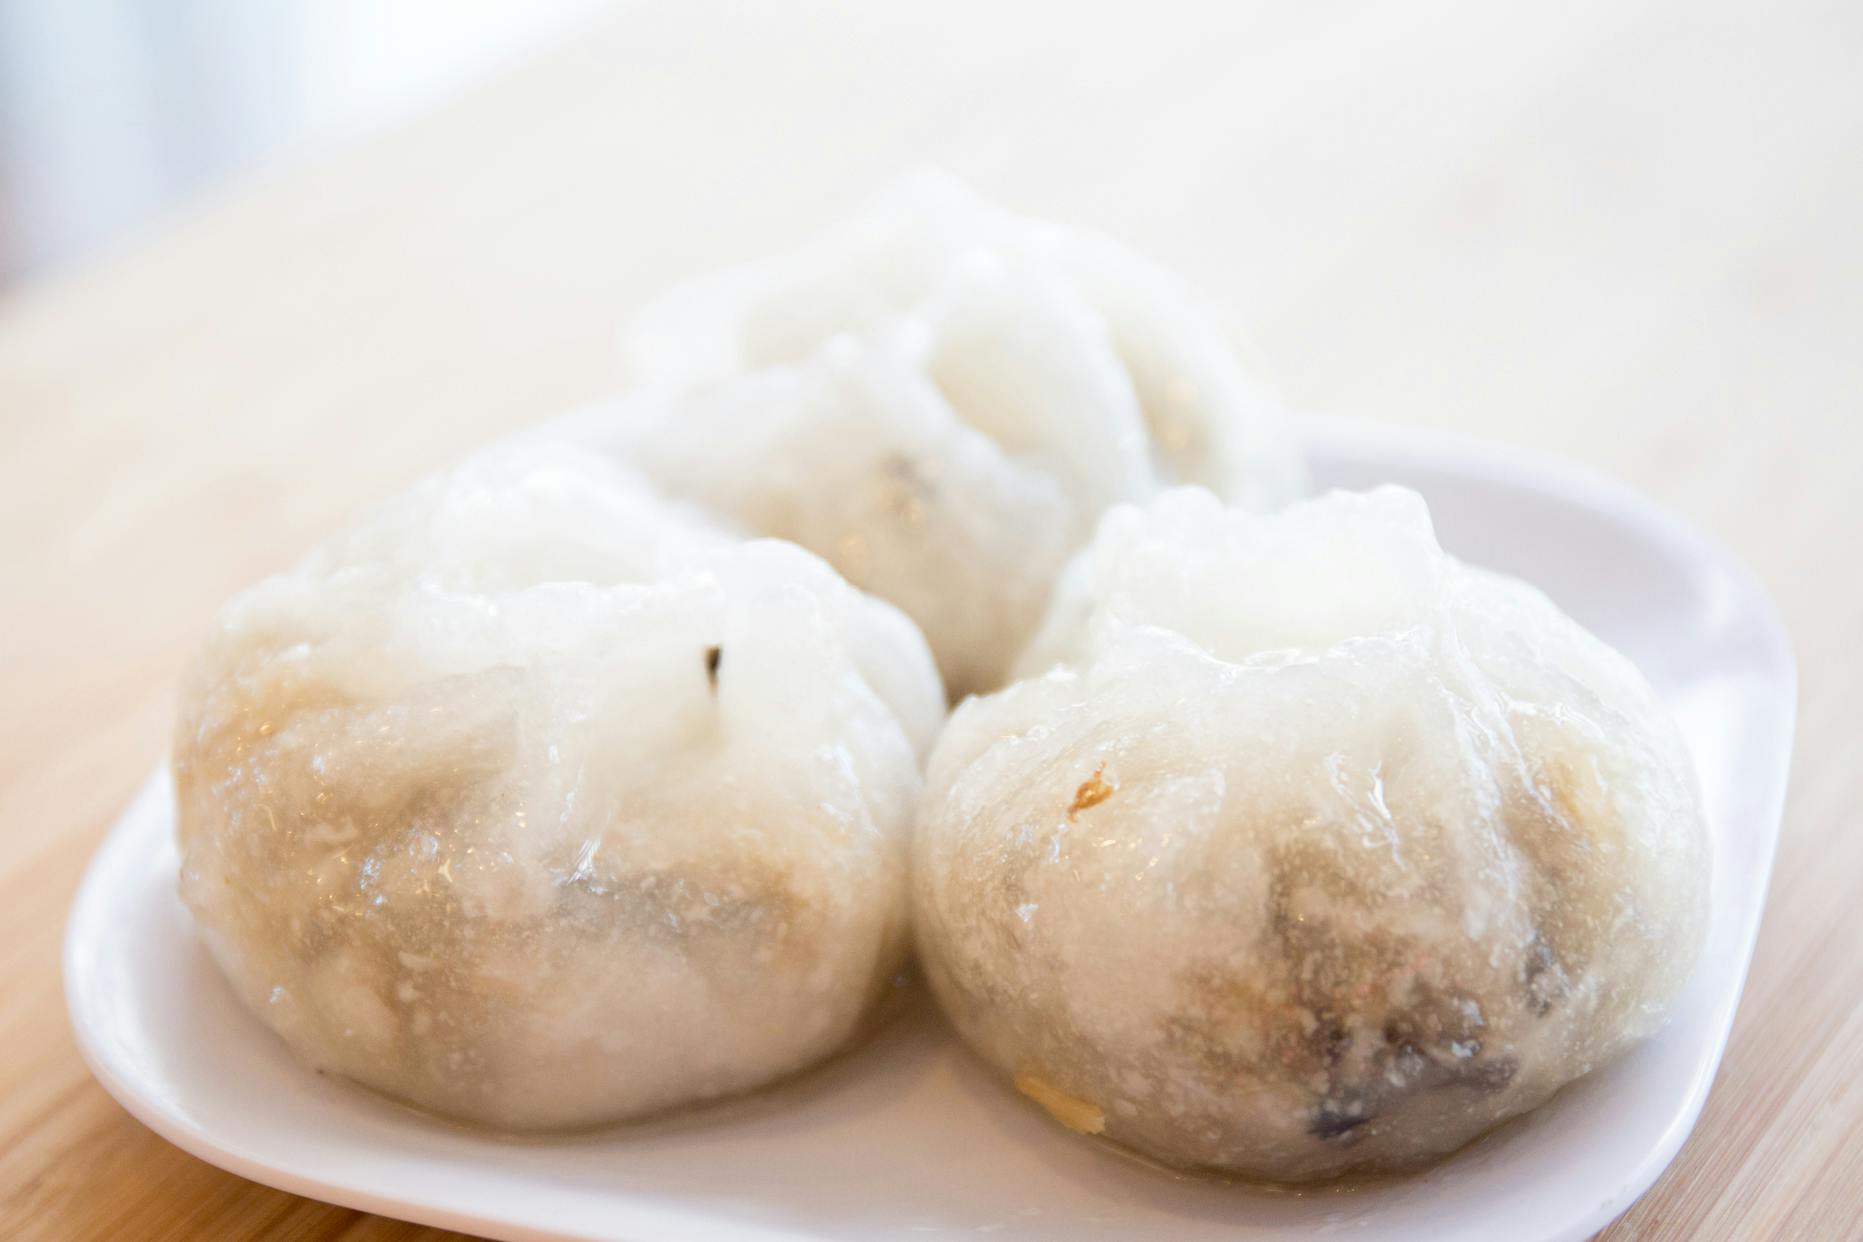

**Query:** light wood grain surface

left=3, top=2, right=1858, bottom=1238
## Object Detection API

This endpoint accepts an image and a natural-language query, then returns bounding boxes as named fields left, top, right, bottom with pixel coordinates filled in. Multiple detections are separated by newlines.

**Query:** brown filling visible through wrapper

left=1161, top=773, right=1618, bottom=1150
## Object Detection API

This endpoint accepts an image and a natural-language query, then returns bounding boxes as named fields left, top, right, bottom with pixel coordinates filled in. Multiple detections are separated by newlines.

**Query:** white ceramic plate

left=64, top=418, right=1795, bottom=1242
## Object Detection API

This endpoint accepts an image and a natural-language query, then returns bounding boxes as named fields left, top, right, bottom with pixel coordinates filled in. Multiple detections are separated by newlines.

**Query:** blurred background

left=0, top=0, right=603, bottom=284
left=3, top=0, right=1856, bottom=450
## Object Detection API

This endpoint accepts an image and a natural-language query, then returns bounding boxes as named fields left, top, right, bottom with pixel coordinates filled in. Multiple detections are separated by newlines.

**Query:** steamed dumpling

left=607, top=174, right=1306, bottom=696
left=174, top=444, right=943, bottom=1129
left=913, top=486, right=1709, bottom=1180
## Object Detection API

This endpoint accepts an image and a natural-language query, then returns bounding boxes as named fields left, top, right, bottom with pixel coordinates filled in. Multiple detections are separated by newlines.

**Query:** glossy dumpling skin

left=914, top=486, right=1709, bottom=1180
left=174, top=445, right=943, bottom=1129
left=608, top=174, right=1306, bottom=697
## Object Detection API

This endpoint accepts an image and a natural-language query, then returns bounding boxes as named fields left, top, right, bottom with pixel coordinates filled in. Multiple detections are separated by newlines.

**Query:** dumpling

left=913, top=486, right=1709, bottom=1180
left=605, top=174, right=1306, bottom=697
left=173, top=444, right=943, bottom=1129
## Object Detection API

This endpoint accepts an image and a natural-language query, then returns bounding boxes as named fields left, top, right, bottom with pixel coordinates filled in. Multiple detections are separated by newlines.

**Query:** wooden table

left=3, top=2, right=1857, bottom=1237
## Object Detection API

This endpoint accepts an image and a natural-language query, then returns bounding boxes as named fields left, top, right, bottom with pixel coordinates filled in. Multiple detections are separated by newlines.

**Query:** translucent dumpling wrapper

left=914, top=486, right=1710, bottom=1180
left=174, top=444, right=944, bottom=1129
left=604, top=174, right=1307, bottom=697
